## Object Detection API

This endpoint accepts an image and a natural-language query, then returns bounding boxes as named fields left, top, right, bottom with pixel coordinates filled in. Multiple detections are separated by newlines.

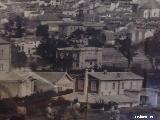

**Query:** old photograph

left=0, top=0, right=160, bottom=119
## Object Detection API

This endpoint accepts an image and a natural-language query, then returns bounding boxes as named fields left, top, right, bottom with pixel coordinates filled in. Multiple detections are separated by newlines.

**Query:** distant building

left=62, top=8, right=77, bottom=17
left=83, top=22, right=105, bottom=30
left=0, top=38, right=11, bottom=72
left=24, top=7, right=41, bottom=19
left=12, top=36, right=40, bottom=57
left=139, top=1, right=160, bottom=19
left=59, top=21, right=83, bottom=37
left=103, top=30, right=116, bottom=45
left=57, top=47, right=102, bottom=70
left=117, top=23, right=156, bottom=44
left=38, top=13, right=63, bottom=34
left=50, top=0, right=61, bottom=6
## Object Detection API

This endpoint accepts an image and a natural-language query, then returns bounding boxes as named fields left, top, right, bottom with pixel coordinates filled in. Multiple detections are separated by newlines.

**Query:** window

left=77, top=80, right=84, bottom=90
left=122, top=82, right=124, bottom=89
left=91, top=81, right=97, bottom=92
left=112, top=83, right=115, bottom=89
left=130, top=81, right=132, bottom=89
left=0, top=64, right=4, bottom=71
left=105, top=83, right=108, bottom=90
left=58, top=87, right=62, bottom=92
left=0, top=49, right=3, bottom=57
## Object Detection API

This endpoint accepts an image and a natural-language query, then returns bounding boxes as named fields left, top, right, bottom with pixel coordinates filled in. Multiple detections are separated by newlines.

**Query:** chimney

left=84, top=68, right=89, bottom=95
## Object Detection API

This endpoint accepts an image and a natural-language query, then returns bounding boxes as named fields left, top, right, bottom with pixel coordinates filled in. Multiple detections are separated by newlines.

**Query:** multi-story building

left=38, top=13, right=63, bottom=34
left=59, top=22, right=83, bottom=37
left=57, top=47, right=102, bottom=70
left=139, top=1, right=160, bottom=19
left=0, top=38, right=11, bottom=72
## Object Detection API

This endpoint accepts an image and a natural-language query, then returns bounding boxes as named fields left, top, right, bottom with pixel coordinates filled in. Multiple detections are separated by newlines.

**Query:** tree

left=145, top=31, right=160, bottom=70
left=36, top=24, right=49, bottom=38
left=116, top=33, right=135, bottom=68
left=37, top=36, right=69, bottom=70
left=3, top=15, right=26, bottom=38
left=11, top=45, right=27, bottom=68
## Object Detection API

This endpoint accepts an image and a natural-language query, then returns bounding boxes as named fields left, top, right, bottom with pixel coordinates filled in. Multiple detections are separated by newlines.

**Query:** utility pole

left=84, top=68, right=89, bottom=120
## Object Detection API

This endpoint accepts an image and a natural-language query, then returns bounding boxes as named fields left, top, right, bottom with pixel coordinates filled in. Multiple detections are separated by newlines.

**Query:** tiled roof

left=88, top=72, right=143, bottom=81
left=34, top=72, right=72, bottom=83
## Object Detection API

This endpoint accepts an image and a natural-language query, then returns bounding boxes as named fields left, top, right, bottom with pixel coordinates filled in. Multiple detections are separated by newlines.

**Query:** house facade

left=13, top=36, right=40, bottom=56
left=71, top=71, right=144, bottom=107
left=0, top=38, right=11, bottom=72
left=57, top=47, right=102, bottom=70
left=125, top=88, right=160, bottom=107
left=0, top=72, right=34, bottom=99
left=138, top=1, right=160, bottom=19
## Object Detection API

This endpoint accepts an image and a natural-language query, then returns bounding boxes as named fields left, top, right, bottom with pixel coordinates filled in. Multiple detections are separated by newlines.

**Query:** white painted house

left=0, top=72, right=34, bottom=99
left=73, top=71, right=144, bottom=108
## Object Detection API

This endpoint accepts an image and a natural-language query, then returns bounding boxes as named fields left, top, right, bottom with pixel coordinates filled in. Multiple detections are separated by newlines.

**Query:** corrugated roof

left=0, top=72, right=25, bottom=82
left=88, top=72, right=143, bottom=81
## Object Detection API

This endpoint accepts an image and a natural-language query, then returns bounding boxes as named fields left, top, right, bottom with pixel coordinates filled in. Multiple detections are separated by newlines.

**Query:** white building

left=86, top=72, right=143, bottom=96
left=13, top=36, right=40, bottom=56
left=139, top=1, right=160, bottom=19
left=50, top=0, right=61, bottom=6
left=62, top=71, right=144, bottom=108
left=0, top=72, right=34, bottom=99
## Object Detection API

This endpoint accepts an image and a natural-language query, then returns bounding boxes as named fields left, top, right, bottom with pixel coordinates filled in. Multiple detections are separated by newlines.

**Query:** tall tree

left=145, top=31, right=160, bottom=70
left=11, top=45, right=27, bottom=68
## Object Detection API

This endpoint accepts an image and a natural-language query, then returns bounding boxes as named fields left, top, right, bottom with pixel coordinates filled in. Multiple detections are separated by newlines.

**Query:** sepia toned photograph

left=0, top=0, right=160, bottom=119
